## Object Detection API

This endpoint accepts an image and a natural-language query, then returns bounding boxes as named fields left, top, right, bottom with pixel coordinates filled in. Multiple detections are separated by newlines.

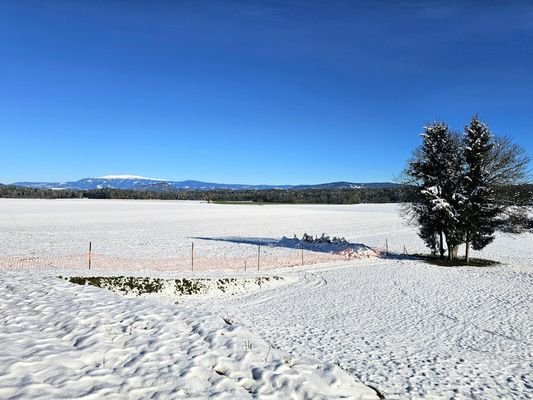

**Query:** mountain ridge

left=9, top=176, right=400, bottom=191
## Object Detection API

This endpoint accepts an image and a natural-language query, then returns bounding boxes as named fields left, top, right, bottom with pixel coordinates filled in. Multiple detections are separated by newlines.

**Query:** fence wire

left=0, top=241, right=365, bottom=273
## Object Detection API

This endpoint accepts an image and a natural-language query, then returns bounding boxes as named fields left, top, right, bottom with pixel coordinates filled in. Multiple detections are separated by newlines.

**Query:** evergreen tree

left=404, top=116, right=531, bottom=262
left=406, top=122, right=463, bottom=258
left=461, top=117, right=529, bottom=261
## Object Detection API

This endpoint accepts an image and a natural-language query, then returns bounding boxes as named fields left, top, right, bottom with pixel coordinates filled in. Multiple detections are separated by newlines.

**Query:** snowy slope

left=1, top=200, right=531, bottom=399
left=0, top=271, right=378, bottom=399
left=191, top=259, right=532, bottom=399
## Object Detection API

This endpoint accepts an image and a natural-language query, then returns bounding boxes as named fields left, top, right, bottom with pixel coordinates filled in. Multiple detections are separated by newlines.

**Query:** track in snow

left=192, top=259, right=532, bottom=399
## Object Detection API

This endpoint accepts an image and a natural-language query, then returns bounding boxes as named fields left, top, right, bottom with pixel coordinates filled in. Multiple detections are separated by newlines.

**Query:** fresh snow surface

left=191, top=259, right=532, bottom=399
left=0, top=200, right=531, bottom=399
left=0, top=271, right=377, bottom=399
left=0, top=199, right=423, bottom=258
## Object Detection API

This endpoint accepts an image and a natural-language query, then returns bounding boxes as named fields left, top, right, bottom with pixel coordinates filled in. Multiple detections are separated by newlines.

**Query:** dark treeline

left=493, top=184, right=533, bottom=207
left=0, top=185, right=82, bottom=199
left=1, top=184, right=530, bottom=205
left=0, top=185, right=409, bottom=203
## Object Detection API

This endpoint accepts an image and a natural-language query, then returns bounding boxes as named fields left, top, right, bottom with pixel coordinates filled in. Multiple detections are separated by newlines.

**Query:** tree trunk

left=465, top=231, right=470, bottom=264
left=447, top=242, right=459, bottom=261
left=439, top=231, right=445, bottom=258
left=452, top=245, right=459, bottom=259
left=447, top=240, right=454, bottom=261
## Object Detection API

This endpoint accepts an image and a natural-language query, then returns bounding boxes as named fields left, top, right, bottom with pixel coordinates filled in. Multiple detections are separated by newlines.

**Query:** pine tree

left=406, top=122, right=463, bottom=258
left=403, top=116, right=530, bottom=262
left=462, top=117, right=502, bottom=261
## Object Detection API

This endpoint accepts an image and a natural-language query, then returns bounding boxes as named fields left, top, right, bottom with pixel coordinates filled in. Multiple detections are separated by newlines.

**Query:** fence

left=0, top=240, right=372, bottom=273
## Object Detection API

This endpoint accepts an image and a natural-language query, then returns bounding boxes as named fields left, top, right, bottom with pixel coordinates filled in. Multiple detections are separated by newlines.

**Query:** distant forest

left=0, top=185, right=410, bottom=204
left=1, top=184, right=531, bottom=205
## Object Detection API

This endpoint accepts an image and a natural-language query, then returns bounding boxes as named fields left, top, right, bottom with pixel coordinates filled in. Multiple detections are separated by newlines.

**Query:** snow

left=191, top=259, right=532, bottom=399
left=0, top=199, right=414, bottom=259
left=0, top=199, right=531, bottom=399
left=62, top=274, right=295, bottom=301
left=0, top=271, right=377, bottom=399
left=97, top=175, right=166, bottom=181
left=278, top=235, right=377, bottom=258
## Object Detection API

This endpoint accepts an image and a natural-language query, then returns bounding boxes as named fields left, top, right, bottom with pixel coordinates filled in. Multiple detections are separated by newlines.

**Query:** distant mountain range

left=8, top=175, right=399, bottom=191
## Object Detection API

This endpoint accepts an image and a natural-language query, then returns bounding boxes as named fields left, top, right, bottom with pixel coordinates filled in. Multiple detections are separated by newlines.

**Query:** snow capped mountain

left=10, top=176, right=399, bottom=191
left=98, top=175, right=167, bottom=181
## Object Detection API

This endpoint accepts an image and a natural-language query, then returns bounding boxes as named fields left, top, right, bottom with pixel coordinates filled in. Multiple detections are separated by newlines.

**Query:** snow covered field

left=0, top=199, right=415, bottom=258
left=0, top=270, right=377, bottom=399
left=193, top=259, right=532, bottom=399
left=0, top=199, right=531, bottom=399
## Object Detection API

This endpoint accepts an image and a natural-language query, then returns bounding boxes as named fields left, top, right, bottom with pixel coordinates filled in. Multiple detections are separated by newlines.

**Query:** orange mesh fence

left=0, top=245, right=360, bottom=273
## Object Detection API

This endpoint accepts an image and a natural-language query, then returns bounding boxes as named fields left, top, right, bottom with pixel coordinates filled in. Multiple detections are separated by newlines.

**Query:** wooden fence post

left=88, top=241, right=92, bottom=270
left=385, top=239, right=389, bottom=255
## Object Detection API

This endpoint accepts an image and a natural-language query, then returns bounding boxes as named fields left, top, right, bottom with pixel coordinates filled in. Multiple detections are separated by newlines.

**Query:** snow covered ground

left=192, top=259, right=532, bottom=399
left=0, top=199, right=531, bottom=399
left=0, top=199, right=414, bottom=259
left=0, top=270, right=377, bottom=399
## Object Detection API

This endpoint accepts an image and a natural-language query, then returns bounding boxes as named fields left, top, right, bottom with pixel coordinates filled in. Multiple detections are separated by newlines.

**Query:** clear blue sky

left=1, top=1, right=532, bottom=184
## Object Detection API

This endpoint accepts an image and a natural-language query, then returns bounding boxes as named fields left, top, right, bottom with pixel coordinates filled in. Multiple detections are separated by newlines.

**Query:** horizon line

left=3, top=174, right=398, bottom=186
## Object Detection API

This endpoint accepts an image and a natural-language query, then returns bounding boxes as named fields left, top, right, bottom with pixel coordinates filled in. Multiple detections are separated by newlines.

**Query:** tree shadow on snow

left=190, top=236, right=377, bottom=255
left=379, top=252, right=420, bottom=261
left=379, top=252, right=501, bottom=267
